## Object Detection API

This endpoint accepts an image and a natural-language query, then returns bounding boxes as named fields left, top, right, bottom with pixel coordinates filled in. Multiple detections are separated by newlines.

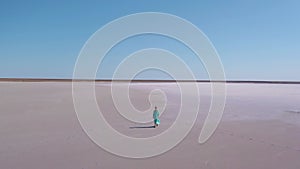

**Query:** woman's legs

left=154, top=119, right=159, bottom=128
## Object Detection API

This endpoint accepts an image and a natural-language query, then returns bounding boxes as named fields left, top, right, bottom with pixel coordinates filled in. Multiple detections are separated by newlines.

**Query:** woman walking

left=153, top=106, right=160, bottom=128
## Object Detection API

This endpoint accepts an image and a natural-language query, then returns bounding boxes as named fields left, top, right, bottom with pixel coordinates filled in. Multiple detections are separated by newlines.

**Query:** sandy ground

left=0, top=82, right=300, bottom=169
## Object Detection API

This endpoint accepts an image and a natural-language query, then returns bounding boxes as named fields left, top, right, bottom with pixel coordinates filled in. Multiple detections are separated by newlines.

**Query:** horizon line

left=0, top=78, right=300, bottom=84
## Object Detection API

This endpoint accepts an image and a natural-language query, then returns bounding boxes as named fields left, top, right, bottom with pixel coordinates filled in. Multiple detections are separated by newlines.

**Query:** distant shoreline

left=0, top=78, right=300, bottom=84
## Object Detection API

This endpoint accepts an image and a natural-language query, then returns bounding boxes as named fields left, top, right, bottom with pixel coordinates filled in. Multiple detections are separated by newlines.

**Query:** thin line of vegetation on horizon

left=0, top=78, right=300, bottom=84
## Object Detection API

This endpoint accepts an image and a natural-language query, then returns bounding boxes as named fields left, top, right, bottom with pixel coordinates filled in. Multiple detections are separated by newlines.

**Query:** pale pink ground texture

left=0, top=82, right=300, bottom=169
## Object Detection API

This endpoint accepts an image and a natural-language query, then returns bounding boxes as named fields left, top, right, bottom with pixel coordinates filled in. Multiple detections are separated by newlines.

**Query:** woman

left=153, top=106, right=160, bottom=128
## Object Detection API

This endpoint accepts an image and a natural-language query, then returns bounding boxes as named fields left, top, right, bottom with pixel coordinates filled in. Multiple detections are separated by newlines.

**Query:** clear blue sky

left=1, top=0, right=299, bottom=81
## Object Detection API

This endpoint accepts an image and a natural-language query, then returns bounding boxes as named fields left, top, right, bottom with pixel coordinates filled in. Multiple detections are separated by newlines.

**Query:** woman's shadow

left=129, top=125, right=155, bottom=129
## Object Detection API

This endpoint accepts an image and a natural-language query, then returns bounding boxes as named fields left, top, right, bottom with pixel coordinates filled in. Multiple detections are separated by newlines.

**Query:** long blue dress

left=153, top=110, right=160, bottom=125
